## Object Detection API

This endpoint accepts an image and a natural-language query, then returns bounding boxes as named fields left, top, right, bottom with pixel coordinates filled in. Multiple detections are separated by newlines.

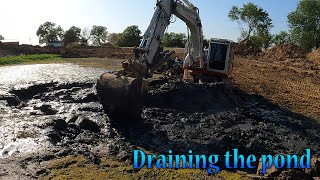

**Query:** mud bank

left=0, top=64, right=319, bottom=179
left=134, top=81, right=320, bottom=157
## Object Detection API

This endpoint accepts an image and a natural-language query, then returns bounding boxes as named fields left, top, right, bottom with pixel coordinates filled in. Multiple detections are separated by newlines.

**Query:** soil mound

left=234, top=39, right=262, bottom=58
left=308, top=48, right=320, bottom=65
left=0, top=43, right=135, bottom=59
left=0, top=43, right=61, bottom=56
left=147, top=81, right=241, bottom=113
left=261, top=44, right=307, bottom=61
left=61, top=47, right=133, bottom=59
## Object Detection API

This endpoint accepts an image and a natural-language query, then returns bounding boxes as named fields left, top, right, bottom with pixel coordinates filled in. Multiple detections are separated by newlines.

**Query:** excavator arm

left=97, top=0, right=208, bottom=123
left=173, top=0, right=204, bottom=68
left=134, top=0, right=204, bottom=77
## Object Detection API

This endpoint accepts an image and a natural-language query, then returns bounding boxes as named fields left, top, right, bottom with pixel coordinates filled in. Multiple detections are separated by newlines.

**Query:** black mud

left=0, top=64, right=319, bottom=179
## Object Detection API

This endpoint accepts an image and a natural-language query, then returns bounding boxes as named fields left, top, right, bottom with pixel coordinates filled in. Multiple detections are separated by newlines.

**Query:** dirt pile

left=61, top=47, right=134, bottom=59
left=146, top=81, right=241, bottom=113
left=0, top=43, right=60, bottom=56
left=308, top=48, right=320, bottom=65
left=233, top=39, right=262, bottom=58
left=258, top=44, right=320, bottom=70
left=62, top=47, right=186, bottom=60
left=0, top=49, right=11, bottom=57
left=261, top=44, right=307, bottom=62
left=0, top=43, right=134, bottom=59
left=0, top=43, right=185, bottom=60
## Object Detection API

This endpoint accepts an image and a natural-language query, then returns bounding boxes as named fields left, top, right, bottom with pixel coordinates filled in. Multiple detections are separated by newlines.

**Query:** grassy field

left=0, top=54, right=61, bottom=65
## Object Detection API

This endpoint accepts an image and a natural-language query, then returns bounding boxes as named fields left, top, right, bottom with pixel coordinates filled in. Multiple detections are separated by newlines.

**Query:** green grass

left=0, top=54, right=61, bottom=65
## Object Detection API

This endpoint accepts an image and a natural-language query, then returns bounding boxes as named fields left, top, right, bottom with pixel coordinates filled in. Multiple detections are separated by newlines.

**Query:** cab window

left=208, top=43, right=228, bottom=70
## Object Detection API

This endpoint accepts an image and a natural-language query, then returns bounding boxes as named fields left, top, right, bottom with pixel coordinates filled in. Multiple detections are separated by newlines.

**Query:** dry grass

left=42, top=155, right=249, bottom=180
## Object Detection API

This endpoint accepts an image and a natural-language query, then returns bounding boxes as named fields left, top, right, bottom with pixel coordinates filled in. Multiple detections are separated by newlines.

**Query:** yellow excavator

left=96, top=0, right=234, bottom=122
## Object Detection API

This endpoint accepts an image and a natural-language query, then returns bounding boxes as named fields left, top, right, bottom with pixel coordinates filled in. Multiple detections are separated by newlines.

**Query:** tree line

left=36, top=22, right=142, bottom=47
left=35, top=21, right=209, bottom=49
left=228, top=0, right=320, bottom=51
left=31, top=0, right=320, bottom=51
left=35, top=21, right=191, bottom=48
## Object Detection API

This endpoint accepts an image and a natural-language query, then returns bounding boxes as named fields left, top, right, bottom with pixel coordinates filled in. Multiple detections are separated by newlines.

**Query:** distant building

left=47, top=41, right=63, bottom=47
left=0, top=40, right=19, bottom=46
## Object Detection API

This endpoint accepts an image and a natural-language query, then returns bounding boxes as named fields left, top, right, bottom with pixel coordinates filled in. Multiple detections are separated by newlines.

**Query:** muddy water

left=0, top=63, right=319, bottom=178
left=0, top=64, right=108, bottom=158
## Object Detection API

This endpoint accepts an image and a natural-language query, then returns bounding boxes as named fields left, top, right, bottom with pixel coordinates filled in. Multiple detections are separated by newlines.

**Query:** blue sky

left=0, top=0, right=300, bottom=45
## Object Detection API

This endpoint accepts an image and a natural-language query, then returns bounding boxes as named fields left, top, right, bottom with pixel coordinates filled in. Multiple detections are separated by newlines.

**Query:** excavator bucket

left=96, top=73, right=149, bottom=123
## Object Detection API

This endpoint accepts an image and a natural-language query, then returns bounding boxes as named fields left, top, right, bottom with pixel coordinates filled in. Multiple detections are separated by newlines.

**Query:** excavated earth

left=0, top=43, right=186, bottom=60
left=0, top=64, right=320, bottom=179
left=233, top=40, right=262, bottom=58
left=308, top=48, right=320, bottom=65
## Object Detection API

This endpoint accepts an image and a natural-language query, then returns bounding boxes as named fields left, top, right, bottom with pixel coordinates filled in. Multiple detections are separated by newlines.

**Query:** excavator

left=96, top=0, right=234, bottom=122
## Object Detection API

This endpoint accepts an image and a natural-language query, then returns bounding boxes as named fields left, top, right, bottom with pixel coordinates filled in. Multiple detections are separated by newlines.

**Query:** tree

left=162, top=33, right=174, bottom=47
left=162, top=32, right=187, bottom=48
left=273, top=31, right=291, bottom=45
left=56, top=26, right=64, bottom=41
left=63, top=26, right=81, bottom=46
left=80, top=27, right=91, bottom=45
left=118, top=25, right=142, bottom=47
left=228, top=2, right=273, bottom=47
left=288, top=0, right=320, bottom=51
left=108, top=33, right=120, bottom=46
left=36, top=22, right=64, bottom=45
left=0, top=35, right=4, bottom=40
left=90, top=25, right=108, bottom=46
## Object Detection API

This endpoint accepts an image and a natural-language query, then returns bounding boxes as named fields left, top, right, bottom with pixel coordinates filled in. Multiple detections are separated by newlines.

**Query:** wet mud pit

left=0, top=64, right=319, bottom=179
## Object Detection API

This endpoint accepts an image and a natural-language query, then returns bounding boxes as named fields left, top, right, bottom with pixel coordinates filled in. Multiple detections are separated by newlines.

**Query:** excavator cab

left=206, top=39, right=233, bottom=75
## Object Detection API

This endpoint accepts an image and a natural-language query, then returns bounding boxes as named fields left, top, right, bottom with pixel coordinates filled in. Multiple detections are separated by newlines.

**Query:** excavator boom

left=96, top=0, right=233, bottom=123
left=133, top=0, right=204, bottom=78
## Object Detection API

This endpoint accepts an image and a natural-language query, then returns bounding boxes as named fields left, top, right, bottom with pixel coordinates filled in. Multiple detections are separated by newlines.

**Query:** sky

left=0, top=0, right=300, bottom=45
